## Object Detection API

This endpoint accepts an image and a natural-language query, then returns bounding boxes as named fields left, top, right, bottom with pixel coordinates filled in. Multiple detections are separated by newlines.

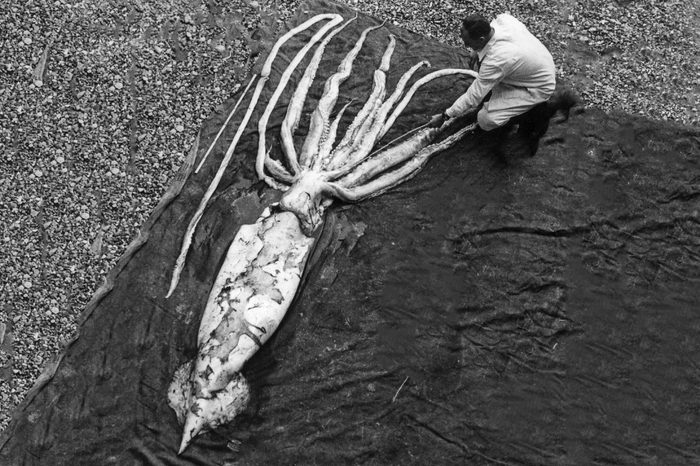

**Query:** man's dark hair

left=462, top=15, right=491, bottom=39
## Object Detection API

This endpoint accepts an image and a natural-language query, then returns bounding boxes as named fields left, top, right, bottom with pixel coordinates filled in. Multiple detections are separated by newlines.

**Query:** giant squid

left=167, top=13, right=478, bottom=453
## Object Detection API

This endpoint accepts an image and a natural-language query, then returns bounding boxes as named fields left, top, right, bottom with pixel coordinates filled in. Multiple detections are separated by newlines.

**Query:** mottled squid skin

left=168, top=362, right=250, bottom=445
left=169, top=207, right=315, bottom=453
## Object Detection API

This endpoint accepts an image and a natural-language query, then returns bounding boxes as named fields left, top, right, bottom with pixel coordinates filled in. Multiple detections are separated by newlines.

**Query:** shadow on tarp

left=2, top=0, right=700, bottom=464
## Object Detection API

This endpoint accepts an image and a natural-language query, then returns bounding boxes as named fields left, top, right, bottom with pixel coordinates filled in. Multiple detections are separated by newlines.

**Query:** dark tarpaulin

left=2, top=0, right=700, bottom=464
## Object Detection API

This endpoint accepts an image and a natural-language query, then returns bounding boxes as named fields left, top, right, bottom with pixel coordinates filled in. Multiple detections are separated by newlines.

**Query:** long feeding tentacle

left=280, top=15, right=357, bottom=175
left=299, top=22, right=384, bottom=168
left=166, top=73, right=260, bottom=299
left=195, top=76, right=256, bottom=174
left=256, top=15, right=344, bottom=186
left=166, top=13, right=341, bottom=298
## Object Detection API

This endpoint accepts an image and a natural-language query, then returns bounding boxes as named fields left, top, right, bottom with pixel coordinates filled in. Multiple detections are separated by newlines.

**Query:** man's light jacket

left=445, top=14, right=556, bottom=120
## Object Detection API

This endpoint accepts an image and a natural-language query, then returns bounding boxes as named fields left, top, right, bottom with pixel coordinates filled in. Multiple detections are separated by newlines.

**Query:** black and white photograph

left=1, top=0, right=698, bottom=464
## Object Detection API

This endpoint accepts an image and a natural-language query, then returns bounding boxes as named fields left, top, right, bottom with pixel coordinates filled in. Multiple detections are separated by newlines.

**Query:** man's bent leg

left=515, top=102, right=551, bottom=156
left=475, top=105, right=517, bottom=163
left=477, top=102, right=512, bottom=131
left=481, top=84, right=553, bottom=157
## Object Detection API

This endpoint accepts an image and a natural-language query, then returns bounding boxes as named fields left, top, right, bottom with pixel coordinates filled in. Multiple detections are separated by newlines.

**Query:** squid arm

left=326, top=36, right=400, bottom=169
left=379, top=69, right=478, bottom=140
left=280, top=15, right=358, bottom=175
left=299, top=22, right=384, bottom=168
left=256, top=14, right=344, bottom=186
left=323, top=61, right=431, bottom=180
left=334, top=126, right=437, bottom=186
left=325, top=68, right=386, bottom=166
left=339, top=31, right=396, bottom=146
left=265, top=148, right=295, bottom=184
left=329, top=55, right=448, bottom=175
left=315, top=99, right=355, bottom=170
left=328, top=123, right=478, bottom=202
left=166, top=13, right=342, bottom=298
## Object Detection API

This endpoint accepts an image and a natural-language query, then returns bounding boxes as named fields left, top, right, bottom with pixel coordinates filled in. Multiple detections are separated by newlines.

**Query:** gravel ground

left=0, top=0, right=698, bottom=432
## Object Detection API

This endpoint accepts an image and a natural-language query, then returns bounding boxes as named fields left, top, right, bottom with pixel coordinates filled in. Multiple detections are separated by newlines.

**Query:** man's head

left=460, top=15, right=492, bottom=50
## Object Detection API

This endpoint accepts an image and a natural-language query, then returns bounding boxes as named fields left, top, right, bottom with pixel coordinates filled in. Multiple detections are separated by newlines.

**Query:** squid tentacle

left=380, top=68, right=478, bottom=139
left=315, top=99, right=354, bottom=169
left=327, top=35, right=398, bottom=167
left=166, top=13, right=341, bottom=298
left=280, top=15, right=358, bottom=175
left=373, top=59, right=431, bottom=128
left=317, top=118, right=333, bottom=152
left=368, top=59, right=431, bottom=136
left=257, top=14, right=344, bottom=186
left=195, top=76, right=256, bottom=174
left=335, top=69, right=473, bottom=178
left=341, top=33, right=397, bottom=146
left=323, top=60, right=431, bottom=180
left=334, top=126, right=436, bottom=185
left=329, top=74, right=381, bottom=156
left=328, top=62, right=459, bottom=176
left=326, top=70, right=385, bottom=165
left=328, top=123, right=478, bottom=202
left=165, top=73, right=260, bottom=299
left=299, top=22, right=384, bottom=168
left=265, top=150, right=295, bottom=185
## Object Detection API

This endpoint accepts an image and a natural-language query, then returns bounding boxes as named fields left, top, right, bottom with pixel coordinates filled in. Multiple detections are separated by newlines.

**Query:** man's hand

left=428, top=112, right=449, bottom=128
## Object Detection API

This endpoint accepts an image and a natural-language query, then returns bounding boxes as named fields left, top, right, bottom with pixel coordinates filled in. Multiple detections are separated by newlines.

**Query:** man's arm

left=444, top=59, right=507, bottom=118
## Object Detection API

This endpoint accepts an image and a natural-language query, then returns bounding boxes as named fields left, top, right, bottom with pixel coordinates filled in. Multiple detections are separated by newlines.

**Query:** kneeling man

left=433, top=14, right=571, bottom=157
